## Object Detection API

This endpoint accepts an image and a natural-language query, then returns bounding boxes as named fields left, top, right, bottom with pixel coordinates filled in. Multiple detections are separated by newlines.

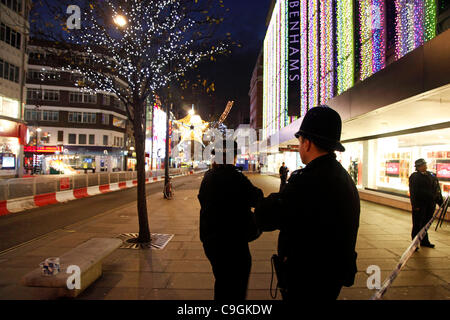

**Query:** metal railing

left=0, top=168, right=193, bottom=201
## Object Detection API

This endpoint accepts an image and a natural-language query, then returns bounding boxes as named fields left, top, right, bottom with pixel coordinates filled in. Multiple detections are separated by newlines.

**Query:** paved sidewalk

left=0, top=173, right=449, bottom=300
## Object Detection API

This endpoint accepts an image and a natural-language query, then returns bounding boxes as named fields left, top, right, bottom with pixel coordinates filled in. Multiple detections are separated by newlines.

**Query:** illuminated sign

left=386, top=160, right=400, bottom=177
left=24, top=146, right=63, bottom=153
left=436, top=161, right=450, bottom=181
left=152, top=104, right=167, bottom=159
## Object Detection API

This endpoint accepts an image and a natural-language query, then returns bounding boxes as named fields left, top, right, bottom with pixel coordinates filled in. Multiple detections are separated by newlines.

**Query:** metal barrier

left=0, top=168, right=192, bottom=201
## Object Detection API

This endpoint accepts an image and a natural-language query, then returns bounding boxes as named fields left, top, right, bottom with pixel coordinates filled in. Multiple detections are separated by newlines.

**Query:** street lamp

left=113, top=14, right=128, bottom=27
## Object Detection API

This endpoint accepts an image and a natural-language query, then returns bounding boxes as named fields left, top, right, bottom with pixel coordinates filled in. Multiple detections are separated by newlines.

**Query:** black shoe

left=421, top=243, right=435, bottom=248
left=415, top=247, right=419, bottom=252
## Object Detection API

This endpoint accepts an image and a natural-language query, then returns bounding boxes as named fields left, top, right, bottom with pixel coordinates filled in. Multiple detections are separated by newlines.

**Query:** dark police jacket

left=409, top=171, right=443, bottom=208
left=255, top=153, right=360, bottom=288
left=198, top=164, right=263, bottom=244
left=279, top=166, right=289, bottom=180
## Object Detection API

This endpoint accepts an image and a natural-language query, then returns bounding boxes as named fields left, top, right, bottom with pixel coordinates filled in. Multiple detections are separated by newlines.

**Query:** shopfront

left=0, top=118, right=27, bottom=177
left=340, top=127, right=450, bottom=199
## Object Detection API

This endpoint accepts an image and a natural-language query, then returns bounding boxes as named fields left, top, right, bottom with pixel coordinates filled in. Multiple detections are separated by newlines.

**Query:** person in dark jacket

left=255, top=106, right=360, bottom=301
left=409, top=158, right=443, bottom=249
left=198, top=140, right=263, bottom=300
left=279, top=162, right=289, bottom=191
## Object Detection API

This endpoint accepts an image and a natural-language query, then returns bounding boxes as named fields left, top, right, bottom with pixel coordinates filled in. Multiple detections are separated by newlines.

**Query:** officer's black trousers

left=203, top=241, right=251, bottom=300
left=411, top=203, right=435, bottom=244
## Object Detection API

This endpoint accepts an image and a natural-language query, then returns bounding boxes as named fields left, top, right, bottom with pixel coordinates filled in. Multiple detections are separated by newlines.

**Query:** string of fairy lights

left=60, top=0, right=227, bottom=112
left=262, top=0, right=438, bottom=141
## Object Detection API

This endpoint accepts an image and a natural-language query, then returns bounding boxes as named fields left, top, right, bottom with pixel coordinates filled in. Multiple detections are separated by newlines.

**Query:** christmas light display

left=395, top=0, right=437, bottom=60
left=359, top=0, right=386, bottom=81
left=300, top=1, right=308, bottom=117
left=263, top=0, right=288, bottom=140
left=319, top=0, right=334, bottom=104
left=61, top=0, right=226, bottom=110
left=337, top=0, right=354, bottom=95
left=308, top=0, right=319, bottom=110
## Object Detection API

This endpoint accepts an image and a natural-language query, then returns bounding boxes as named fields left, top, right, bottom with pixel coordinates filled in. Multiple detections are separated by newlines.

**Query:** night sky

left=178, top=0, right=272, bottom=128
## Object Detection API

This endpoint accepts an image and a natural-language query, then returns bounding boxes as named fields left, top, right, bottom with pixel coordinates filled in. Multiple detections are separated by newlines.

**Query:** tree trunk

left=133, top=101, right=151, bottom=243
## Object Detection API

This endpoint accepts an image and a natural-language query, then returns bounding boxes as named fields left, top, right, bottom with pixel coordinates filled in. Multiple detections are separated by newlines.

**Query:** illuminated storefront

left=151, top=103, right=167, bottom=170
left=261, top=1, right=450, bottom=209
left=0, top=96, right=27, bottom=176
left=339, top=128, right=450, bottom=198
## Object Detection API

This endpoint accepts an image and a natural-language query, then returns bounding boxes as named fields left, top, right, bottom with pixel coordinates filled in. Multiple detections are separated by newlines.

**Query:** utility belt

left=270, top=254, right=288, bottom=299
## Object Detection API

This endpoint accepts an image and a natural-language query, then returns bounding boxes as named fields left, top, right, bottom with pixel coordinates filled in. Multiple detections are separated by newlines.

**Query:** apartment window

left=28, top=51, right=44, bottom=60
left=101, top=114, right=110, bottom=125
left=102, top=95, right=111, bottom=106
left=24, top=109, right=41, bottom=121
left=68, top=112, right=83, bottom=123
left=82, top=112, right=96, bottom=124
left=78, top=134, right=86, bottom=144
left=43, top=90, right=59, bottom=101
left=68, top=134, right=76, bottom=144
left=69, top=92, right=83, bottom=103
left=84, top=93, right=97, bottom=104
left=69, top=92, right=97, bottom=104
left=27, top=69, right=60, bottom=81
left=103, top=135, right=108, bottom=146
left=57, top=131, right=63, bottom=142
left=89, top=134, right=95, bottom=145
left=0, top=59, right=19, bottom=83
left=0, top=22, right=21, bottom=49
left=1, top=0, right=23, bottom=13
left=27, top=88, right=41, bottom=101
left=42, top=110, right=59, bottom=121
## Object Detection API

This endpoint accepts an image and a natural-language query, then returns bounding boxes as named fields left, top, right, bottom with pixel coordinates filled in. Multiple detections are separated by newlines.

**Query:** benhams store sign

left=288, top=1, right=301, bottom=117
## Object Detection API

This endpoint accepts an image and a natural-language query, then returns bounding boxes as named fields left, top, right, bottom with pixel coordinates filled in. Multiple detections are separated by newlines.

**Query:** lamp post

left=164, top=103, right=172, bottom=198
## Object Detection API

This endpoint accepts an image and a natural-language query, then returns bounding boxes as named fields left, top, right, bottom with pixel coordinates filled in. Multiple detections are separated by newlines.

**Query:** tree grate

left=117, top=233, right=174, bottom=250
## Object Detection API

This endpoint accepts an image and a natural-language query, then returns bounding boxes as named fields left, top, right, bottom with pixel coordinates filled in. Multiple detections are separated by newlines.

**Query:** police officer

left=409, top=158, right=444, bottom=249
left=198, top=140, right=263, bottom=300
left=255, top=105, right=360, bottom=301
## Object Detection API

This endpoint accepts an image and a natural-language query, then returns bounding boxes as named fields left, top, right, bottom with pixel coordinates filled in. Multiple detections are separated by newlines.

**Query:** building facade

left=0, top=0, right=29, bottom=177
left=249, top=50, right=264, bottom=133
left=262, top=0, right=450, bottom=207
left=24, top=43, right=128, bottom=174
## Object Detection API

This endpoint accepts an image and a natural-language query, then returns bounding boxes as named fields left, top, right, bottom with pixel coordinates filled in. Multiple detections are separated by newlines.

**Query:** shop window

left=57, top=131, right=63, bottom=142
left=0, top=96, right=19, bottom=119
left=68, top=134, right=76, bottom=144
left=78, top=134, right=86, bottom=144
left=89, top=134, right=95, bottom=145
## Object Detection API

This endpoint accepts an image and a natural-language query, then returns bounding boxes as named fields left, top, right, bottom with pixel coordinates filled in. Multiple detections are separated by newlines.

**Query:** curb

left=0, top=170, right=200, bottom=217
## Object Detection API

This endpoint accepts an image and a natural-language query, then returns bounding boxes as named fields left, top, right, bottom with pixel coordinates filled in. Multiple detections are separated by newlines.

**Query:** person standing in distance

left=198, top=140, right=263, bottom=300
left=255, top=105, right=360, bottom=301
left=409, top=158, right=443, bottom=249
left=279, top=162, right=289, bottom=191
